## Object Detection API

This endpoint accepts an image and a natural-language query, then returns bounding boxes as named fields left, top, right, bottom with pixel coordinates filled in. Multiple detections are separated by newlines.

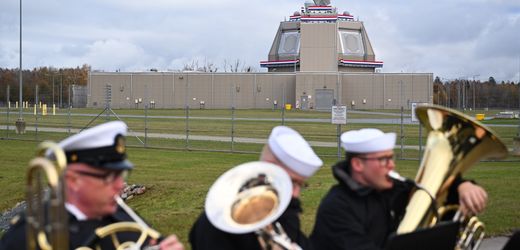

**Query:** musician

left=189, top=126, right=323, bottom=250
left=0, top=121, right=184, bottom=250
left=310, top=128, right=487, bottom=250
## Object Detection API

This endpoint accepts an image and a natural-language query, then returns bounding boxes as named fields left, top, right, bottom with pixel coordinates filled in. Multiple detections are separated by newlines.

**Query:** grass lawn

left=0, top=139, right=519, bottom=249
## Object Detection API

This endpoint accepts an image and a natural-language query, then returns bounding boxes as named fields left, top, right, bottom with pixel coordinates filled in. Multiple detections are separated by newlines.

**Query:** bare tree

left=184, top=58, right=218, bottom=72
left=182, top=59, right=199, bottom=72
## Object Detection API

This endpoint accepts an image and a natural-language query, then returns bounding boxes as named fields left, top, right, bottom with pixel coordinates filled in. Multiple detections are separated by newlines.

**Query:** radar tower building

left=260, top=0, right=382, bottom=72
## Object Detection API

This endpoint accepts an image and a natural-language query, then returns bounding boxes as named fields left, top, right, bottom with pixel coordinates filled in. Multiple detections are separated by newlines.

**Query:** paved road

left=0, top=125, right=424, bottom=150
left=2, top=125, right=517, bottom=153
left=1, top=111, right=517, bottom=127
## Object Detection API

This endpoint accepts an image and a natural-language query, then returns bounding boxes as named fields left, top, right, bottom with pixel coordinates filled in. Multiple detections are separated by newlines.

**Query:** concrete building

left=88, top=0, right=432, bottom=110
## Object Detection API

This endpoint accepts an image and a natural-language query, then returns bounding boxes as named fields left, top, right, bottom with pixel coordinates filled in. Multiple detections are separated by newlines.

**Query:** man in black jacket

left=310, top=128, right=488, bottom=250
left=190, top=126, right=323, bottom=250
left=0, top=121, right=183, bottom=250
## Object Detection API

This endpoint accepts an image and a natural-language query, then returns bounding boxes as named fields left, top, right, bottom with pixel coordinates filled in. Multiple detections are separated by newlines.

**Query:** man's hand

left=457, top=181, right=487, bottom=216
left=148, top=235, right=184, bottom=250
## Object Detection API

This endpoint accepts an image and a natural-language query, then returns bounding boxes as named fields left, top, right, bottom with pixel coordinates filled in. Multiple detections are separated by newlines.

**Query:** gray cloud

left=0, top=0, right=519, bottom=82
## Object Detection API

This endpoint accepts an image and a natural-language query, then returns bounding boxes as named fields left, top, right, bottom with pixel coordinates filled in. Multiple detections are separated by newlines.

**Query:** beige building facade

left=88, top=1, right=433, bottom=110
left=88, top=72, right=432, bottom=110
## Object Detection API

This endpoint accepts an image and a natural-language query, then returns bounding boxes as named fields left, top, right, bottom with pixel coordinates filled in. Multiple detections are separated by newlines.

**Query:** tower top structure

left=260, top=0, right=383, bottom=72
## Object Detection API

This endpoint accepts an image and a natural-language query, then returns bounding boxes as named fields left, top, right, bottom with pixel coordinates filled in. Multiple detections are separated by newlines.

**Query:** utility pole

left=15, top=0, right=25, bottom=134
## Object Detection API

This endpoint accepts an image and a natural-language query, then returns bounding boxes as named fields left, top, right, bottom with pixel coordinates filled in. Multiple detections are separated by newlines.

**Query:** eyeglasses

left=73, top=169, right=129, bottom=184
left=358, top=155, right=395, bottom=166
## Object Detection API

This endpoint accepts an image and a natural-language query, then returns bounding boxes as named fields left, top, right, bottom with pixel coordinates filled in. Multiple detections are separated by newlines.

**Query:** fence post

left=35, top=85, right=39, bottom=141
left=231, top=106, right=235, bottom=152
left=231, top=84, right=236, bottom=152
left=6, top=85, right=10, bottom=139
left=281, top=82, right=285, bottom=125
left=145, top=104, right=148, bottom=147
left=67, top=84, right=71, bottom=135
left=185, top=74, right=189, bottom=150
left=185, top=105, right=189, bottom=150
left=419, top=124, right=423, bottom=159
left=400, top=106, right=404, bottom=159
left=337, top=124, right=341, bottom=160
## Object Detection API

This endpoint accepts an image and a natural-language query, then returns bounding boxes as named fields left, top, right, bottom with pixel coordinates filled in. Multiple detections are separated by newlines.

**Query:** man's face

left=354, top=149, right=395, bottom=191
left=260, top=145, right=307, bottom=198
left=66, top=163, right=126, bottom=218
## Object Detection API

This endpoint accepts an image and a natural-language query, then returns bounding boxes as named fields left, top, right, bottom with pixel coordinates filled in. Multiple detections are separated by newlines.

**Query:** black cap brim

left=100, top=160, right=134, bottom=171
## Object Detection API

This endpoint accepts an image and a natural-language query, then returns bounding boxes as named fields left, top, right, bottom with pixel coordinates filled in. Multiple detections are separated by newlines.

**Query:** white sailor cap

left=58, top=121, right=133, bottom=170
left=268, top=126, right=323, bottom=177
left=340, top=128, right=396, bottom=153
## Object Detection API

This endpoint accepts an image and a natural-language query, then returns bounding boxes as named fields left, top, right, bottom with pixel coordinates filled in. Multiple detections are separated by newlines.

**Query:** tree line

left=0, top=65, right=90, bottom=107
left=433, top=76, right=520, bottom=110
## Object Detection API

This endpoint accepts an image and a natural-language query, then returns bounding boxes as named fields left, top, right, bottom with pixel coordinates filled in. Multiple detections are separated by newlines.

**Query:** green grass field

left=1, top=139, right=519, bottom=249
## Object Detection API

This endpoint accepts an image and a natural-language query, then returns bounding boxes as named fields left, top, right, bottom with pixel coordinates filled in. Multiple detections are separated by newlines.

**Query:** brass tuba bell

left=26, top=141, right=68, bottom=250
left=396, top=105, right=508, bottom=249
left=205, top=161, right=300, bottom=250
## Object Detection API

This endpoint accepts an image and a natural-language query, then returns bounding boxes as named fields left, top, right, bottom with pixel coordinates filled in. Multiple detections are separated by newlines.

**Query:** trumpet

left=205, top=161, right=301, bottom=250
left=394, top=105, right=508, bottom=250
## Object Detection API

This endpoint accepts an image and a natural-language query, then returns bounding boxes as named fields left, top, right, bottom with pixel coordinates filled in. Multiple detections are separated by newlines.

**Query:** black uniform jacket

left=0, top=205, right=152, bottom=250
left=189, top=198, right=311, bottom=250
left=310, top=161, right=462, bottom=250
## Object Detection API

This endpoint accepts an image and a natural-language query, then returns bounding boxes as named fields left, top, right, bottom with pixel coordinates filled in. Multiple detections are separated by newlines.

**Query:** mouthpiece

left=388, top=170, right=407, bottom=182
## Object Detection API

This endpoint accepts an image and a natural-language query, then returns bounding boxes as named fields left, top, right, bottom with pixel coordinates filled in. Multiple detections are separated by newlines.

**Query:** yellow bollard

left=15, top=101, right=18, bottom=109
left=53, top=104, right=56, bottom=115
left=43, top=104, right=47, bottom=116
left=39, top=102, right=42, bottom=108
left=34, top=105, right=36, bottom=115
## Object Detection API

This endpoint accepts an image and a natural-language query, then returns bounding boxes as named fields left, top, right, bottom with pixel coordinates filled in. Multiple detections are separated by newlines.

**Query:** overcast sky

left=1, top=0, right=519, bottom=82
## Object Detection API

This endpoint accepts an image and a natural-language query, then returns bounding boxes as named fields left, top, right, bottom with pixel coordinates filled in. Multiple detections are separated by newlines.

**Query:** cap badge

left=115, top=136, right=126, bottom=154
left=70, top=153, right=78, bottom=162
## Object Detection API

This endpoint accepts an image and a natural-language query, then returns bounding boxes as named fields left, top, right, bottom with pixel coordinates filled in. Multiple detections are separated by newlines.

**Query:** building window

left=339, top=30, right=365, bottom=56
left=278, top=31, right=300, bottom=56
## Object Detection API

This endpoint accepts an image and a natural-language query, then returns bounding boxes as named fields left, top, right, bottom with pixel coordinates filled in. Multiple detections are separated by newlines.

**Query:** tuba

left=26, top=141, right=68, bottom=250
left=205, top=161, right=301, bottom=250
left=396, top=105, right=508, bottom=249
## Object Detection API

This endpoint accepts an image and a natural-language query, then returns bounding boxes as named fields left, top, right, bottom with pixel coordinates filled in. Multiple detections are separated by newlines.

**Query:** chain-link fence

left=1, top=84, right=519, bottom=162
